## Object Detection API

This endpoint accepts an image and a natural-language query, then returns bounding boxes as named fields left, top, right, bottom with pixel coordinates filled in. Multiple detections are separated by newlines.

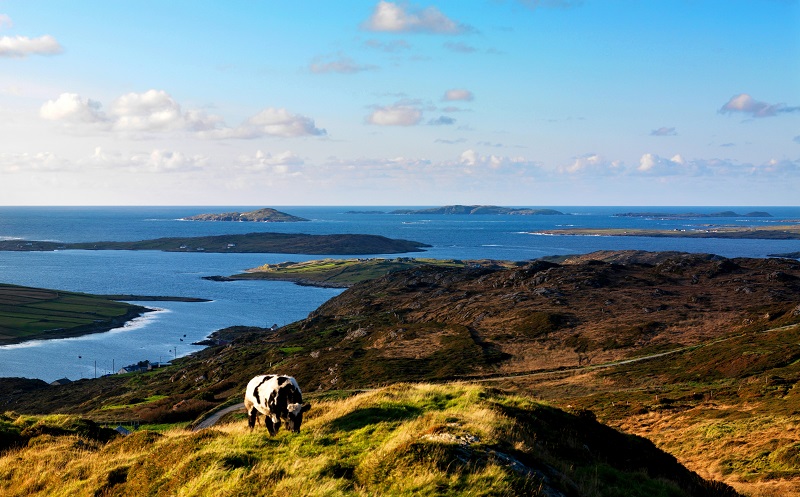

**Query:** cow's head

left=285, top=402, right=312, bottom=432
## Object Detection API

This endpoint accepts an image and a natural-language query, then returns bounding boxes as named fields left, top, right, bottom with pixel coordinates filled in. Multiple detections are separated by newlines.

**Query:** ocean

left=1, top=206, right=799, bottom=382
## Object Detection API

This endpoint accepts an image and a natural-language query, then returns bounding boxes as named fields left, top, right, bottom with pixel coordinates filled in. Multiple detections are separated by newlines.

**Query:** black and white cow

left=244, top=375, right=311, bottom=435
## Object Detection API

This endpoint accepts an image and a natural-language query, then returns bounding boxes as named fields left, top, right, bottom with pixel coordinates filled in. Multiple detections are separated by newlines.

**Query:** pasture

left=0, top=283, right=145, bottom=345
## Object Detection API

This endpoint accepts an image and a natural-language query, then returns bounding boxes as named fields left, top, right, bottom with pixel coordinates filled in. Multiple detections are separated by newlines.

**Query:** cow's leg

left=264, top=416, right=276, bottom=436
left=272, top=415, right=282, bottom=433
left=248, top=407, right=258, bottom=430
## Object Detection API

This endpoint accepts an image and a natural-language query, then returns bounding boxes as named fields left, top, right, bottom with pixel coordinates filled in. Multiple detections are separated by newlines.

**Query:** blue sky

left=0, top=0, right=798, bottom=205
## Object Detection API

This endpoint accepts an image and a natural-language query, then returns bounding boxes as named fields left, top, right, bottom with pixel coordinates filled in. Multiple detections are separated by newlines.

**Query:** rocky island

left=181, top=207, right=308, bottom=222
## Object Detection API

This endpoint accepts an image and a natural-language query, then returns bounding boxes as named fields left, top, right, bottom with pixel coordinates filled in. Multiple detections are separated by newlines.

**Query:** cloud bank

left=40, top=90, right=326, bottom=138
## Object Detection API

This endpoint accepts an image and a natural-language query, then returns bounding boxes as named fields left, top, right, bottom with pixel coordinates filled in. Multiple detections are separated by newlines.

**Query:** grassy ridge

left=0, top=383, right=737, bottom=496
left=231, top=258, right=519, bottom=287
left=0, top=284, right=147, bottom=345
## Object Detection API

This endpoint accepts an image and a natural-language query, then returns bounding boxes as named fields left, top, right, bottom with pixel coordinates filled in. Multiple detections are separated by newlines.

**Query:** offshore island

left=180, top=207, right=309, bottom=222
left=346, top=205, right=565, bottom=215
left=0, top=232, right=430, bottom=255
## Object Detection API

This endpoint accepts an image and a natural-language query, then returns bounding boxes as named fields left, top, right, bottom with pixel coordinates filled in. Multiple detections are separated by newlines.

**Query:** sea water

left=1, top=206, right=798, bottom=382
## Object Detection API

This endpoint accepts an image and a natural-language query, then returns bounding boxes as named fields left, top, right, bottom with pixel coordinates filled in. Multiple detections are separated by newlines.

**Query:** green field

left=0, top=283, right=147, bottom=345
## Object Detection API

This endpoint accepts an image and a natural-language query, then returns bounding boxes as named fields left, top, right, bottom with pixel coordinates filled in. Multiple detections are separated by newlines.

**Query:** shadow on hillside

left=329, top=405, right=422, bottom=431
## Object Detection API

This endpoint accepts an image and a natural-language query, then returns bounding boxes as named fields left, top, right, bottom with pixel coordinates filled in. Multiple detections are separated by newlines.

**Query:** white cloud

left=135, top=149, right=206, bottom=172
left=637, top=153, right=687, bottom=175
left=40, top=93, right=107, bottom=123
left=238, top=150, right=304, bottom=174
left=236, top=107, right=327, bottom=138
left=362, top=1, right=469, bottom=34
left=0, top=34, right=62, bottom=57
left=83, top=147, right=206, bottom=173
left=443, top=89, right=474, bottom=102
left=719, top=93, right=799, bottom=118
left=110, top=90, right=186, bottom=132
left=367, top=104, right=423, bottom=126
left=756, top=158, right=800, bottom=175
left=309, top=54, right=377, bottom=74
left=458, top=149, right=535, bottom=171
left=559, top=153, right=623, bottom=175
left=41, top=90, right=325, bottom=139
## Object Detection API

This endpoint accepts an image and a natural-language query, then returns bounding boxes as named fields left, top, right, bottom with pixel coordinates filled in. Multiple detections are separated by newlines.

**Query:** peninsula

left=206, top=257, right=519, bottom=287
left=181, top=208, right=308, bottom=222
left=0, top=232, right=430, bottom=255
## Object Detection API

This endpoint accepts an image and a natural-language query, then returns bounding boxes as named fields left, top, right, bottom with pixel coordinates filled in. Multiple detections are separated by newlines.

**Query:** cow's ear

left=301, top=403, right=311, bottom=413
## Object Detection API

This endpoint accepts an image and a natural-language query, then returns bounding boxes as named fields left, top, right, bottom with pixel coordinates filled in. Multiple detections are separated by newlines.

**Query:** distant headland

left=614, top=211, right=772, bottom=219
left=346, top=205, right=565, bottom=215
left=181, top=208, right=308, bottom=222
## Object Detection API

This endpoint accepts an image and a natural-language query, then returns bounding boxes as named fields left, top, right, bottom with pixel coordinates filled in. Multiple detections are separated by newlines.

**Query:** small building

left=115, top=425, right=131, bottom=436
left=50, top=377, right=72, bottom=386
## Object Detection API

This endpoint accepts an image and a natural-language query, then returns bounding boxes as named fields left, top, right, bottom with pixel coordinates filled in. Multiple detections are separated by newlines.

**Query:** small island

left=181, top=208, right=309, bottom=222
left=0, top=233, right=430, bottom=255
left=389, top=205, right=565, bottom=215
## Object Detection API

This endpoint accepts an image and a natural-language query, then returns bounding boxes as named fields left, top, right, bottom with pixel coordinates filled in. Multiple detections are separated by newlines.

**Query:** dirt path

left=193, top=403, right=244, bottom=431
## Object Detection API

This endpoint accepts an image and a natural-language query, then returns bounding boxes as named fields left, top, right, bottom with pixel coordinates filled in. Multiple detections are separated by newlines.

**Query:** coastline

left=530, top=224, right=800, bottom=240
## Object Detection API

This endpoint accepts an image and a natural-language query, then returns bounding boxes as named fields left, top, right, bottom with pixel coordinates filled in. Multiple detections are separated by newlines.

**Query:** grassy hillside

left=0, top=283, right=148, bottom=345
left=0, top=383, right=738, bottom=496
left=2, top=252, right=799, bottom=494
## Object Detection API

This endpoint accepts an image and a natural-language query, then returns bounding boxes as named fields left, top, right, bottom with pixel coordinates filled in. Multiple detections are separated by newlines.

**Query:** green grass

left=100, top=395, right=169, bottom=411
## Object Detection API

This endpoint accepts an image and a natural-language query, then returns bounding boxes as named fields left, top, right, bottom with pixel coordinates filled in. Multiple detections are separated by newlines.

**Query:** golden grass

left=613, top=404, right=800, bottom=497
left=0, top=384, right=539, bottom=497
